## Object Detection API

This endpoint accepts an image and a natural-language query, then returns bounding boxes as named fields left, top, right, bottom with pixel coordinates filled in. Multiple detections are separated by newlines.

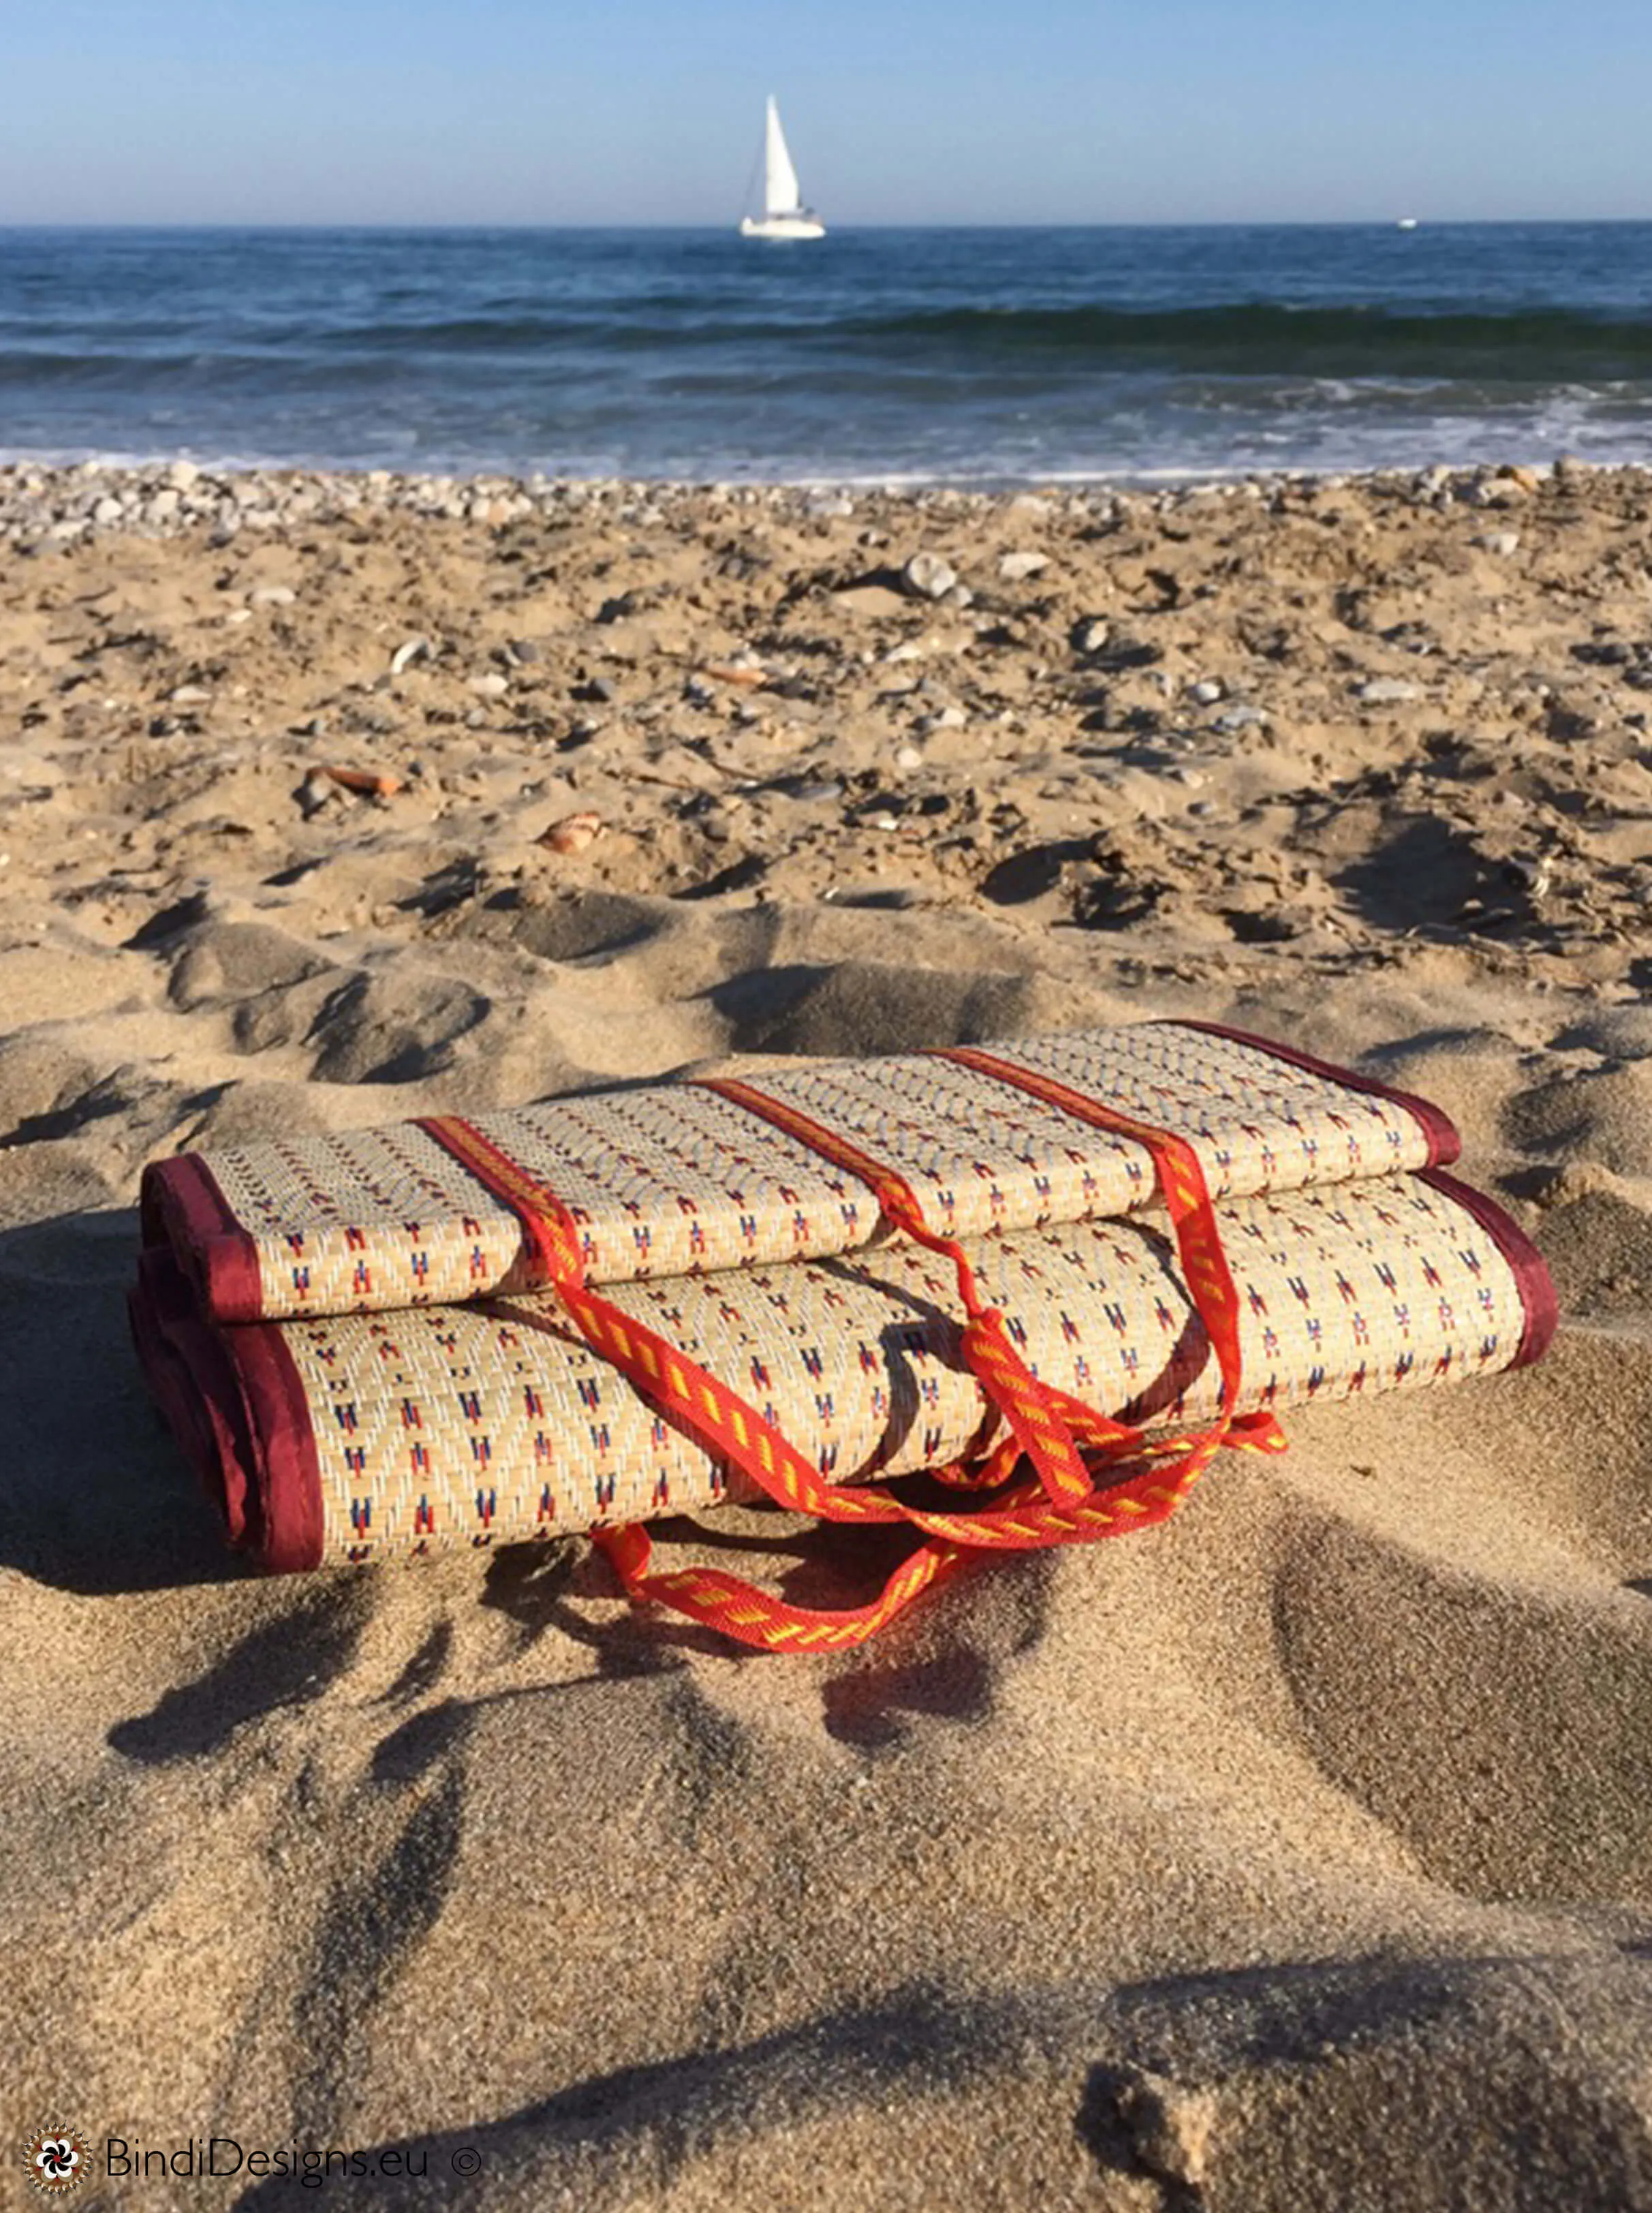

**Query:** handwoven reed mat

left=138, top=1021, right=1459, bottom=1325
left=131, top=1171, right=1552, bottom=1573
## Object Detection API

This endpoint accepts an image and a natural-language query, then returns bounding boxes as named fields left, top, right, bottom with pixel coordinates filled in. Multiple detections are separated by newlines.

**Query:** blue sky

left=3, top=0, right=1649, bottom=226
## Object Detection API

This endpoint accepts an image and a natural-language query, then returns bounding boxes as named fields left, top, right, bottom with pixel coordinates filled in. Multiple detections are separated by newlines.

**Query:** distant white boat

left=739, top=97, right=826, bottom=241
left=1397, top=216, right=1419, bottom=231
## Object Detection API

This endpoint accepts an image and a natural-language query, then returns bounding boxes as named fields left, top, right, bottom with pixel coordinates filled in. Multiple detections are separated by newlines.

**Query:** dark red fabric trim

left=128, top=1252, right=251, bottom=1545
left=1419, top=1166, right=1559, bottom=1372
left=129, top=1249, right=324, bottom=1571
left=1158, top=1019, right=1462, bottom=1169
left=230, top=1317, right=326, bottom=1571
left=140, top=1154, right=265, bottom=1323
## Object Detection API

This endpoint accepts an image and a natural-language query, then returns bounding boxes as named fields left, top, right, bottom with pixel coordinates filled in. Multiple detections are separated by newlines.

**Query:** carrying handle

left=592, top=1415, right=1288, bottom=1652
left=418, top=1094, right=1285, bottom=1652
left=698, top=1066, right=1277, bottom=1508
left=698, top=1077, right=1100, bottom=1511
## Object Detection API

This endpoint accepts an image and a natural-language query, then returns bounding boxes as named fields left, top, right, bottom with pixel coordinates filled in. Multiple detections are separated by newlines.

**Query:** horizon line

left=5, top=215, right=1652, bottom=233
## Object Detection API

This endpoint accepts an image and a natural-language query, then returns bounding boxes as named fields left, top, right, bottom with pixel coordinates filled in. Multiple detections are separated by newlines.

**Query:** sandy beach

left=5, top=456, right=1652, bottom=2208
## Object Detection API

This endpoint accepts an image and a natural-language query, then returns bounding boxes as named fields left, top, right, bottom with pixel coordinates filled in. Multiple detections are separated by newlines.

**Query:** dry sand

left=3, top=459, right=1652, bottom=2209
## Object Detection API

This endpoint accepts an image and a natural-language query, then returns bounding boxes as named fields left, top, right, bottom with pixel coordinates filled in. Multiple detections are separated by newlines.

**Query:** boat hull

left=739, top=216, right=826, bottom=241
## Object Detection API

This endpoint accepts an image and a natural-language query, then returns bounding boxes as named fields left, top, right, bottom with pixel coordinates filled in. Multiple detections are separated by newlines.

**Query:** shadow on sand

left=0, top=1205, right=238, bottom=1595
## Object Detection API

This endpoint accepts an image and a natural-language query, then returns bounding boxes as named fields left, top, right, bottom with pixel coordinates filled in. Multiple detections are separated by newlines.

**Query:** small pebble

left=998, top=551, right=1049, bottom=582
left=296, top=772, right=336, bottom=820
left=1187, top=679, right=1224, bottom=705
left=901, top=551, right=957, bottom=601
left=1476, top=530, right=1521, bottom=557
left=469, top=672, right=510, bottom=700
left=1356, top=678, right=1422, bottom=705
left=539, top=810, right=604, bottom=854
left=390, top=636, right=432, bottom=677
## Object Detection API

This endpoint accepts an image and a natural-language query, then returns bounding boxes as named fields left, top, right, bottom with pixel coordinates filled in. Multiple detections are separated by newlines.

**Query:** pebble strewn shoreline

left=0, top=454, right=1629, bottom=547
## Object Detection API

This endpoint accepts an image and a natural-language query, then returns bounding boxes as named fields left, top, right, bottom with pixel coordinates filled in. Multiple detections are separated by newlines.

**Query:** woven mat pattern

left=163, top=1022, right=1448, bottom=1323
left=268, top=1175, right=1527, bottom=1564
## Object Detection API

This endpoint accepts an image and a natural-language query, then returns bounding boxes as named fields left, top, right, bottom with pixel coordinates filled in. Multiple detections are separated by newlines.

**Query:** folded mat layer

left=131, top=1168, right=1553, bottom=1577
left=140, top=1021, right=1459, bottom=1325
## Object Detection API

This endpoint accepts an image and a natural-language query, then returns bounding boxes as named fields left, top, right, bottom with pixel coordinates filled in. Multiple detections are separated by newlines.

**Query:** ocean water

left=3, top=223, right=1652, bottom=484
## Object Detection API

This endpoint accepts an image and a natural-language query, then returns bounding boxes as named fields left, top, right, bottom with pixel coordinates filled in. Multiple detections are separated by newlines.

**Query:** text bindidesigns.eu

left=104, top=2139, right=481, bottom=2186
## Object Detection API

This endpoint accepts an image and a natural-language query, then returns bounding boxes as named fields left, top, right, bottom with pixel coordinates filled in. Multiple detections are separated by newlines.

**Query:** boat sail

left=739, top=97, right=826, bottom=241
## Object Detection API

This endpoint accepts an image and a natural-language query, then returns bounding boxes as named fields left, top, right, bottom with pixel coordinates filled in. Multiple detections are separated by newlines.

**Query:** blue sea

left=4, top=224, right=1652, bottom=484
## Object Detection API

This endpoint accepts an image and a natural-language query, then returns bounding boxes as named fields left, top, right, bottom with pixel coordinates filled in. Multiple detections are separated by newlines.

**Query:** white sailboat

left=739, top=97, right=826, bottom=241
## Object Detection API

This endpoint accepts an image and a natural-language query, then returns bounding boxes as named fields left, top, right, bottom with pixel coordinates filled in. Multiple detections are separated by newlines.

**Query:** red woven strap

left=417, top=1096, right=1286, bottom=1653
left=590, top=1413, right=1286, bottom=1651
left=416, top=1117, right=1022, bottom=1540
left=929, top=1045, right=1268, bottom=1449
left=701, top=1068, right=1283, bottom=1483
left=415, top=1115, right=1166, bottom=1551
left=418, top=1115, right=906, bottom=1536
left=698, top=1076, right=1095, bottom=1510
left=590, top=1520, right=973, bottom=1650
